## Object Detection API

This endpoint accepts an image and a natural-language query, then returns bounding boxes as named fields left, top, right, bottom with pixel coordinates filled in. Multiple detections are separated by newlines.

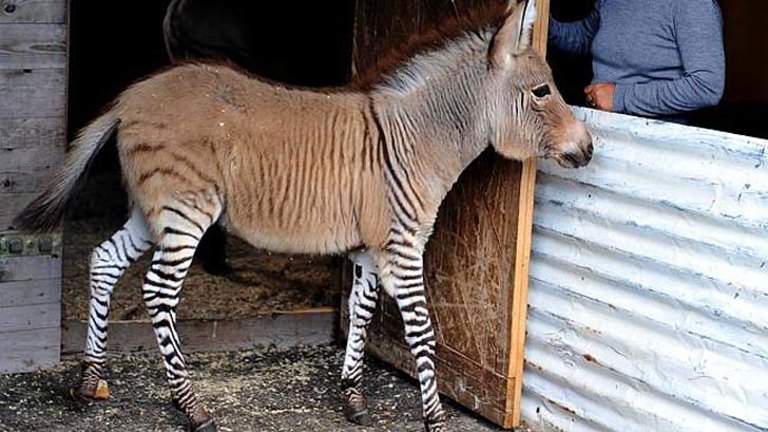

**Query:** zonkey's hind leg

left=379, top=248, right=446, bottom=432
left=142, top=193, right=221, bottom=432
left=341, top=252, right=380, bottom=426
left=74, top=208, right=153, bottom=404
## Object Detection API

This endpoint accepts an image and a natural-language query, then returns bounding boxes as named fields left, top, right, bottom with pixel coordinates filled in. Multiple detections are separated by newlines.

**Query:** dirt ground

left=0, top=346, right=518, bottom=432
left=63, top=171, right=339, bottom=321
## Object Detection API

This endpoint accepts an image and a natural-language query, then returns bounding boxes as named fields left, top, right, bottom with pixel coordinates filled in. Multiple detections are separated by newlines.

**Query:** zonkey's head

left=486, top=0, right=593, bottom=168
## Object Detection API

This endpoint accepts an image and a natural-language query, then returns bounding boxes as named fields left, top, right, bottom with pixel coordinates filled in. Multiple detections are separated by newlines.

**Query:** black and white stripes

left=77, top=208, right=153, bottom=401
left=341, top=253, right=380, bottom=426
left=76, top=198, right=221, bottom=432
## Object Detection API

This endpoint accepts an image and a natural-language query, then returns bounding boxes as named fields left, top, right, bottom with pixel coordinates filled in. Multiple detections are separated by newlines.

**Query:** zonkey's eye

left=532, top=84, right=551, bottom=98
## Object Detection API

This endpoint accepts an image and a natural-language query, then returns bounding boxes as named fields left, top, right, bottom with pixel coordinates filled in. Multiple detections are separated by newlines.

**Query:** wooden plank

left=0, top=300, right=60, bottom=332
left=0, top=168, right=57, bottom=194
left=0, top=68, right=67, bottom=118
left=0, top=125, right=63, bottom=193
left=62, top=309, right=337, bottom=356
left=0, top=192, right=36, bottom=230
left=0, top=141, right=65, bottom=167
left=0, top=0, right=67, bottom=24
left=0, top=24, right=67, bottom=69
left=0, top=278, right=60, bottom=307
left=0, top=326, right=59, bottom=373
left=0, top=254, right=61, bottom=282
left=0, top=117, right=66, bottom=149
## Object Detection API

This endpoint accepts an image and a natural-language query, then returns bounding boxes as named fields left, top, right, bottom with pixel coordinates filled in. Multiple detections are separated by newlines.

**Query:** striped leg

left=74, top=208, right=153, bottom=403
left=341, top=252, right=380, bottom=426
left=143, top=196, right=221, bottom=432
left=381, top=249, right=446, bottom=432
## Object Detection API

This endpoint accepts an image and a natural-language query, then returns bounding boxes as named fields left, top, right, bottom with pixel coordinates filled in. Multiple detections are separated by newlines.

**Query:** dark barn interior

left=63, top=0, right=355, bottom=321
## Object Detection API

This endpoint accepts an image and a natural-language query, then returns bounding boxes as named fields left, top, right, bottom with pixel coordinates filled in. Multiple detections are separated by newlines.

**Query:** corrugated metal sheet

left=522, top=108, right=768, bottom=432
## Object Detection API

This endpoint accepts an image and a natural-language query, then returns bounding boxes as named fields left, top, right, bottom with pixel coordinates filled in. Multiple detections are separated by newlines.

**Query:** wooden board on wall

left=0, top=0, right=67, bottom=374
left=341, top=0, right=549, bottom=428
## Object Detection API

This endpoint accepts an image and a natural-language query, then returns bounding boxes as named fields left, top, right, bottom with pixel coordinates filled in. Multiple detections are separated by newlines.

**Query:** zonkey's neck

left=370, top=63, right=491, bottom=210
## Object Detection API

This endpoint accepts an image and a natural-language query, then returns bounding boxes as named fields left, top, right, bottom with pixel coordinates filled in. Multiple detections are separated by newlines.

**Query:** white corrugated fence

left=522, top=108, right=768, bottom=432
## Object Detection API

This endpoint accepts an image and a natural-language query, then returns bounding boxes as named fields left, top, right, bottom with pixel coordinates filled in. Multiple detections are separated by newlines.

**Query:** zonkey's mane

left=352, top=2, right=509, bottom=91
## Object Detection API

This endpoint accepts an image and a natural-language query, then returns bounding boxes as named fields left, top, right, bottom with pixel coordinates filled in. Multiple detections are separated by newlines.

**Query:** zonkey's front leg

left=379, top=248, right=446, bottom=432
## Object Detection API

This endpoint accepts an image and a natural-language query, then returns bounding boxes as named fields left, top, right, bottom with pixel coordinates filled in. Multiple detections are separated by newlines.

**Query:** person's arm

left=613, top=0, right=725, bottom=116
left=548, top=8, right=600, bottom=55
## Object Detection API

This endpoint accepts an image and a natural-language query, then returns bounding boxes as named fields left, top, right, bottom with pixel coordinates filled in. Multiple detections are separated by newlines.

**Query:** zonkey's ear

left=489, top=0, right=537, bottom=70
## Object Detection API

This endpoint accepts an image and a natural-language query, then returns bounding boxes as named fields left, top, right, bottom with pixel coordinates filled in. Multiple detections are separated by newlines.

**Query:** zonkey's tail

left=14, top=112, right=121, bottom=232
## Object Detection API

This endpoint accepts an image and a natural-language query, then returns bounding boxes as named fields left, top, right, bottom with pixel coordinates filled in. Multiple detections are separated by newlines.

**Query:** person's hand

left=584, top=83, right=616, bottom=111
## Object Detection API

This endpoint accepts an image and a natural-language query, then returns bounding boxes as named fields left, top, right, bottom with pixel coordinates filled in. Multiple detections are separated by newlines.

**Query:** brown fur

left=110, top=65, right=387, bottom=253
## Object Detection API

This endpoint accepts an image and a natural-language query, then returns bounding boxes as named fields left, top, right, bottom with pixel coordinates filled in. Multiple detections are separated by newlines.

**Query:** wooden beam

left=506, top=0, right=550, bottom=426
left=0, top=279, right=61, bottom=308
left=0, top=24, right=67, bottom=69
left=0, top=117, right=67, bottom=150
left=0, top=69, right=67, bottom=118
left=503, top=0, right=549, bottom=428
left=61, top=309, right=338, bottom=356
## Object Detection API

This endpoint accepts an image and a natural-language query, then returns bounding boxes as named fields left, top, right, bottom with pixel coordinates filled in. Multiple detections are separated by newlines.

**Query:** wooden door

left=0, top=0, right=68, bottom=372
left=341, top=0, right=549, bottom=428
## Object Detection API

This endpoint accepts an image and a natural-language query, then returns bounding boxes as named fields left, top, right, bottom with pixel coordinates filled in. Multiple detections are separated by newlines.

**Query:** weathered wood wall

left=0, top=0, right=68, bottom=373
left=341, top=0, right=548, bottom=428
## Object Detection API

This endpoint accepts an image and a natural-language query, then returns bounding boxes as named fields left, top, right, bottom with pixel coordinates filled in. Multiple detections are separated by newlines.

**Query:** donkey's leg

left=341, top=252, right=380, bottom=426
left=74, top=208, right=153, bottom=403
left=380, top=250, right=446, bottom=432
left=143, top=197, right=221, bottom=432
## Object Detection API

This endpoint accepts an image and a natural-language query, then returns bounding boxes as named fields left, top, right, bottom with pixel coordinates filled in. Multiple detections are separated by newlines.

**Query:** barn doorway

left=63, top=0, right=355, bottom=327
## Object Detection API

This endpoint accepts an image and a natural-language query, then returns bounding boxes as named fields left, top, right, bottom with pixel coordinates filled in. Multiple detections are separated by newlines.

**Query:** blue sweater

left=549, top=0, right=725, bottom=117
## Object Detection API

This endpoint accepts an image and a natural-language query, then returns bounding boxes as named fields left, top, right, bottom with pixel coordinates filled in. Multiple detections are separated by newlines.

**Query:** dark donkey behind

left=16, top=1, right=592, bottom=431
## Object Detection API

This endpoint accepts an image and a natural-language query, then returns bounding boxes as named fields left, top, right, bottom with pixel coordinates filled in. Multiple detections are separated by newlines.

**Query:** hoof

left=93, top=379, right=110, bottom=399
left=190, top=418, right=217, bottom=432
left=70, top=379, right=109, bottom=405
left=345, top=408, right=372, bottom=426
left=344, top=393, right=371, bottom=426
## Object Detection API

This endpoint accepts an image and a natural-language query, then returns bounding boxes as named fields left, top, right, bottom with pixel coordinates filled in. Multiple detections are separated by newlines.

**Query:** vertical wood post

left=507, top=0, right=550, bottom=425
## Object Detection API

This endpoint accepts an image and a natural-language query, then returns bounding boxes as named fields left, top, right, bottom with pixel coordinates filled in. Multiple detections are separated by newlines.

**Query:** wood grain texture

left=0, top=6, right=68, bottom=375
left=0, top=24, right=67, bottom=69
left=0, top=326, right=60, bottom=373
left=0, top=278, right=60, bottom=308
left=0, top=301, right=60, bottom=332
left=507, top=2, right=548, bottom=425
left=0, top=192, right=37, bottom=230
left=0, top=0, right=67, bottom=24
left=0, top=168, right=59, bottom=193
left=62, top=309, right=337, bottom=355
left=0, top=68, right=67, bottom=118
left=342, top=0, right=547, bottom=427
left=0, top=117, right=66, bottom=149
left=0, top=254, right=61, bottom=283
